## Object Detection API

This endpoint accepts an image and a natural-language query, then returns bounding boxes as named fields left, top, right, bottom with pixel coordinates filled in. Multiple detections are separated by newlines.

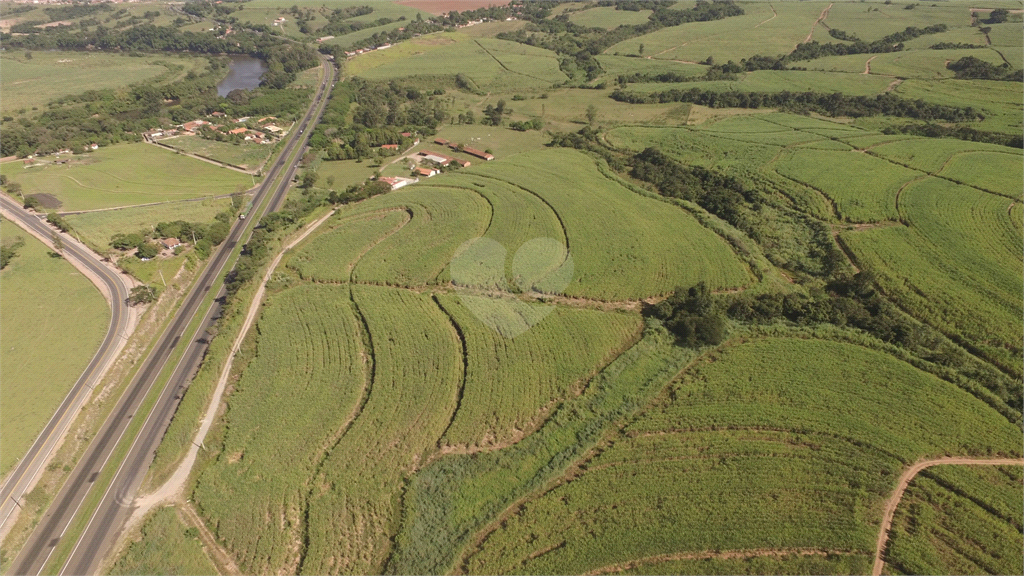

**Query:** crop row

left=468, top=149, right=752, bottom=300
left=886, top=465, right=1024, bottom=575
left=192, top=284, right=366, bottom=574
left=300, top=284, right=463, bottom=574
left=435, top=293, right=641, bottom=449
left=288, top=209, right=409, bottom=283
left=464, top=337, right=1020, bottom=574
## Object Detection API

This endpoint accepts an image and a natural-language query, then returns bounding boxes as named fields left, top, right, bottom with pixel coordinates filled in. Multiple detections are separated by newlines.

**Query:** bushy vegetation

left=945, top=55, right=1023, bottom=81
left=108, top=507, right=216, bottom=576
left=611, top=87, right=981, bottom=122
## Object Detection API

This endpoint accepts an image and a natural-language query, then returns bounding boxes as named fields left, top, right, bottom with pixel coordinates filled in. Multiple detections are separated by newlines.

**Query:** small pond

left=217, top=55, right=268, bottom=97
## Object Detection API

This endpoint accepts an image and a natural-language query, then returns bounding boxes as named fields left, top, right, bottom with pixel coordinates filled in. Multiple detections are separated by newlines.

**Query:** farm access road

left=7, top=55, right=335, bottom=576
left=872, top=456, right=1024, bottom=576
left=0, top=194, right=135, bottom=538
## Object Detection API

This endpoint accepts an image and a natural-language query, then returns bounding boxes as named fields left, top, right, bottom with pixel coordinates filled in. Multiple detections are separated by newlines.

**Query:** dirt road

left=872, top=456, right=1023, bottom=576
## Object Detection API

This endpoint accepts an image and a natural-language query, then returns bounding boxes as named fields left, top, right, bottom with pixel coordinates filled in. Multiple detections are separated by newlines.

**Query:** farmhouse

left=211, top=111, right=226, bottom=118
left=462, top=146, right=494, bottom=161
left=433, top=138, right=449, bottom=146
left=160, top=238, right=181, bottom=250
left=229, top=127, right=247, bottom=135
left=416, top=167, right=439, bottom=178
left=418, top=151, right=451, bottom=166
left=379, top=177, right=415, bottom=190
left=381, top=144, right=399, bottom=151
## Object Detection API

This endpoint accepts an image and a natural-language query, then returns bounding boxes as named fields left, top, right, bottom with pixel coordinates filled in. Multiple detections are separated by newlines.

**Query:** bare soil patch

left=27, top=193, right=62, bottom=209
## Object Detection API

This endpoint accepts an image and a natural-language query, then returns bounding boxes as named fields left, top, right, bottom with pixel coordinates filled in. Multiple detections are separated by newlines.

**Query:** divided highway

left=7, top=56, right=335, bottom=576
left=0, top=195, right=131, bottom=533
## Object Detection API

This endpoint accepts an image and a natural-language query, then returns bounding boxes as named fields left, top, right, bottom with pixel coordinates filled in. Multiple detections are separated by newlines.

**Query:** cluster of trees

left=497, top=0, right=744, bottom=82
left=309, top=78, right=447, bottom=161
left=481, top=100, right=512, bottom=126
left=946, top=56, right=1022, bottom=81
left=317, top=5, right=394, bottom=37
left=509, top=118, right=544, bottom=131
left=610, top=87, right=982, bottom=122
left=646, top=282, right=727, bottom=348
left=2, top=45, right=316, bottom=158
left=789, top=24, right=948, bottom=61
left=884, top=122, right=1023, bottom=149
left=111, top=200, right=238, bottom=260
left=326, top=180, right=391, bottom=205
left=929, top=42, right=985, bottom=50
left=0, top=235, right=25, bottom=270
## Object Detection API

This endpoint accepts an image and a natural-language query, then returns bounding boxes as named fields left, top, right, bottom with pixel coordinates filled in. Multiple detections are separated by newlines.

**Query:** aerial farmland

left=0, top=1, right=1021, bottom=575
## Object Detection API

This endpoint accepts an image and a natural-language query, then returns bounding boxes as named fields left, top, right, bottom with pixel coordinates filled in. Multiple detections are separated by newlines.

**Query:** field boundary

left=872, top=457, right=1024, bottom=576
left=587, top=547, right=865, bottom=575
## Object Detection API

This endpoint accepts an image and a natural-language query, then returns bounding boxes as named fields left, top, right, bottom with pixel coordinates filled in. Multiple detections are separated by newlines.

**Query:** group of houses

left=145, top=115, right=284, bottom=145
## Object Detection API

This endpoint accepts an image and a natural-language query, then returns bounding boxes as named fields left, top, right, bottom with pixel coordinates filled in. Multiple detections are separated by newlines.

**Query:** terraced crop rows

left=193, top=284, right=366, bottom=574
left=288, top=209, right=410, bottom=282
left=464, top=337, right=1022, bottom=575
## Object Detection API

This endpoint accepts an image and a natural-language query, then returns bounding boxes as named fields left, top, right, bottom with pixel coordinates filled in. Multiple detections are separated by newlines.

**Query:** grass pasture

left=160, top=135, right=274, bottom=171
left=463, top=337, right=1021, bottom=575
left=568, top=6, right=652, bottom=29
left=64, top=197, right=232, bottom=252
left=606, top=1, right=824, bottom=62
left=349, top=33, right=567, bottom=92
left=0, top=51, right=195, bottom=116
left=0, top=221, right=108, bottom=476
left=108, top=506, right=216, bottom=576
left=885, top=465, right=1024, bottom=576
left=0, top=143, right=251, bottom=211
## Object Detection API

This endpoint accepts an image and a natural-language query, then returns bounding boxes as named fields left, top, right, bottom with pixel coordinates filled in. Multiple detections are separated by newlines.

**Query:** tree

left=136, top=241, right=160, bottom=259
left=988, top=8, right=1009, bottom=23
left=51, top=232, right=64, bottom=254
left=301, top=170, right=320, bottom=189
left=326, top=175, right=335, bottom=188
left=586, top=104, right=598, bottom=125
left=638, top=43, right=645, bottom=56
left=128, top=285, right=157, bottom=306
left=7, top=181, right=22, bottom=197
left=24, top=51, right=32, bottom=60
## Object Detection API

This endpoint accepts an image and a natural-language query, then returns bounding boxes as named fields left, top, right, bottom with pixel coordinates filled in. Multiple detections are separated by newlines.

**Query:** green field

left=350, top=34, right=568, bottom=92
left=885, top=465, right=1024, bottom=576
left=568, top=6, right=653, bottom=29
left=0, top=221, right=108, bottom=476
left=0, top=143, right=251, bottom=211
left=606, top=1, right=824, bottom=62
left=65, top=197, right=232, bottom=252
left=108, top=506, right=217, bottom=576
left=0, top=51, right=202, bottom=116
left=467, top=149, right=751, bottom=299
left=159, top=135, right=275, bottom=171
left=288, top=210, right=410, bottom=282
left=193, top=283, right=368, bottom=574
left=841, top=177, right=1023, bottom=373
left=463, top=337, right=1021, bottom=575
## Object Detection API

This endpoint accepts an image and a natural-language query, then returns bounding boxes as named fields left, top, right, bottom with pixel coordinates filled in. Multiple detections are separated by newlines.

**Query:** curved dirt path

left=863, top=55, right=877, bottom=75
left=755, top=3, right=778, bottom=28
left=872, top=456, right=1023, bottom=576
left=802, top=3, right=833, bottom=45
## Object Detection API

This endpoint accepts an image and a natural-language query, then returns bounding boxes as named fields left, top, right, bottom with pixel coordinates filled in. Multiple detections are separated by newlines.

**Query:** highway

left=7, top=55, right=336, bottom=576
left=0, top=195, right=131, bottom=534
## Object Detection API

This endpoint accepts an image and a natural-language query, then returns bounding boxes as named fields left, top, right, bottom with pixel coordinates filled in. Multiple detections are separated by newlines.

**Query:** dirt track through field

left=871, top=457, right=1023, bottom=576
left=802, top=3, right=833, bottom=45
left=755, top=4, right=778, bottom=28
left=588, top=547, right=863, bottom=575
left=863, top=55, right=877, bottom=75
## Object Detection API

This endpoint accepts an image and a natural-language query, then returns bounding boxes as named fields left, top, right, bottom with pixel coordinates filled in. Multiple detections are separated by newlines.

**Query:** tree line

left=610, top=87, right=982, bottom=122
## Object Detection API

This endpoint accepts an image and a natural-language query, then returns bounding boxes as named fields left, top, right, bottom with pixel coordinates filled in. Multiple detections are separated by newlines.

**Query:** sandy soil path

left=803, top=3, right=833, bottom=45
left=872, top=456, right=1024, bottom=576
